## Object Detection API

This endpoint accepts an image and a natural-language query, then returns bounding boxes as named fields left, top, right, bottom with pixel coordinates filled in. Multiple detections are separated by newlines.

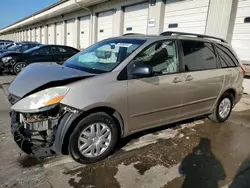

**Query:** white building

left=0, top=0, right=249, bottom=69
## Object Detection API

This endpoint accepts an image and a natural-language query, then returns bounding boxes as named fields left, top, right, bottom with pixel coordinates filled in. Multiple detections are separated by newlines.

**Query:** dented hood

left=8, top=63, right=95, bottom=98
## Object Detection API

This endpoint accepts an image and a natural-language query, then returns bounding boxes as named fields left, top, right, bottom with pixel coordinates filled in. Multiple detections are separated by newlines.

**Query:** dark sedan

left=0, top=44, right=79, bottom=74
left=0, top=42, right=40, bottom=54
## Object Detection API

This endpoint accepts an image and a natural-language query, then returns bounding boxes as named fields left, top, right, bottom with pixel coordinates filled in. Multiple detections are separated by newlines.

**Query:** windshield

left=64, top=39, right=145, bottom=73
left=8, top=45, right=20, bottom=51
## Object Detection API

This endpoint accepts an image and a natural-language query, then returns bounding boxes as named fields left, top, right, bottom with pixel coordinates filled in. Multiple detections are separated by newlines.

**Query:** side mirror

left=131, top=65, right=154, bottom=78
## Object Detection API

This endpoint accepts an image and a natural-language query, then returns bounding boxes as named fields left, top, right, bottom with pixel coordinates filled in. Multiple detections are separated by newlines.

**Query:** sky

left=0, top=0, right=58, bottom=29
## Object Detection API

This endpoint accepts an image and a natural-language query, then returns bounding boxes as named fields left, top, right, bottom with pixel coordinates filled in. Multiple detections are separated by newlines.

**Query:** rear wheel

left=13, top=62, right=27, bottom=75
left=68, top=112, right=119, bottom=164
left=209, top=92, right=234, bottom=123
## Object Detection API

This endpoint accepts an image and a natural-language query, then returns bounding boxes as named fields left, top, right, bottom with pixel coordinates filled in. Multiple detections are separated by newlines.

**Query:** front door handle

left=173, top=77, right=182, bottom=83
left=185, top=75, right=194, bottom=81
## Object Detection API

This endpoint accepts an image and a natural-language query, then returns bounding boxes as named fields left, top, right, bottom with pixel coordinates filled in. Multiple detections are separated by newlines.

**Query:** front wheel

left=209, top=92, right=234, bottom=123
left=68, top=112, right=119, bottom=164
left=13, top=62, right=27, bottom=75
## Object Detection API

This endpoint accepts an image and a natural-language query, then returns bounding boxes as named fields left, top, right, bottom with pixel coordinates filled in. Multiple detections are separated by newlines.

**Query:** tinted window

left=129, top=40, right=179, bottom=76
left=20, top=45, right=29, bottom=52
left=32, top=47, right=51, bottom=55
left=215, top=45, right=238, bottom=68
left=181, top=41, right=217, bottom=71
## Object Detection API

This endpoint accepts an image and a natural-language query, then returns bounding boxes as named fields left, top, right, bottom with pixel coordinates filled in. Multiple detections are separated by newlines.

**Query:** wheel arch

left=60, top=106, right=125, bottom=155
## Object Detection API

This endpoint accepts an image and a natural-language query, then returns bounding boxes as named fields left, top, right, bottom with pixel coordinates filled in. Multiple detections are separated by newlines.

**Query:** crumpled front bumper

left=10, top=111, right=57, bottom=157
left=10, top=106, right=80, bottom=157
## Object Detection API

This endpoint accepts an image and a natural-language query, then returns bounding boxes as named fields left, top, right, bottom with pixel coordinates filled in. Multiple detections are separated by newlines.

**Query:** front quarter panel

left=61, top=71, right=129, bottom=135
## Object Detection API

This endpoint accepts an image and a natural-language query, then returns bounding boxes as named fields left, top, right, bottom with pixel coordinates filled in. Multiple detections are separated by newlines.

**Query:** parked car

left=0, top=40, right=13, bottom=49
left=0, top=42, right=40, bottom=54
left=0, top=44, right=79, bottom=74
left=8, top=32, right=244, bottom=164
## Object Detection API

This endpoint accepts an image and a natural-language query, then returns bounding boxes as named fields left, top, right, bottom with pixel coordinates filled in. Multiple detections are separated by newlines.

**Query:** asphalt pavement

left=1, top=76, right=250, bottom=188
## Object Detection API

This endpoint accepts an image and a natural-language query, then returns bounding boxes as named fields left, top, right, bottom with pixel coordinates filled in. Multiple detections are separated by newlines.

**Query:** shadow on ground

left=179, top=138, right=225, bottom=188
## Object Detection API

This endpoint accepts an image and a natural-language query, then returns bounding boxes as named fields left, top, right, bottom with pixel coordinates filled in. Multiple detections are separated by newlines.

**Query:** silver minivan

left=9, top=32, right=245, bottom=163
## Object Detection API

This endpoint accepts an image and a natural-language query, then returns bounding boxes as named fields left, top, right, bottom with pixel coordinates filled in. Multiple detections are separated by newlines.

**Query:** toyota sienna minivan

left=8, top=32, right=245, bottom=163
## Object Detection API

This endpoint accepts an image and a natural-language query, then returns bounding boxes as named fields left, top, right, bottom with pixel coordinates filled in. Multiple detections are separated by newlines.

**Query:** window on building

left=181, top=40, right=217, bottom=71
left=244, top=17, right=250, bottom=23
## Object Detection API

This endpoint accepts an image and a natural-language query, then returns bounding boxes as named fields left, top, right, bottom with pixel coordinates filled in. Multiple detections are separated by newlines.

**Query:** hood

left=8, top=63, right=95, bottom=98
left=0, top=51, right=21, bottom=58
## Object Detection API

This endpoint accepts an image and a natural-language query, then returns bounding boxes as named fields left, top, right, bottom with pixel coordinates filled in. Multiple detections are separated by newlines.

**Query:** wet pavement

left=0, top=76, right=250, bottom=188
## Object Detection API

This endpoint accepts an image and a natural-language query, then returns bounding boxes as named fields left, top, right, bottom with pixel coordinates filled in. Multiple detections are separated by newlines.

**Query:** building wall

left=0, top=0, right=246, bottom=64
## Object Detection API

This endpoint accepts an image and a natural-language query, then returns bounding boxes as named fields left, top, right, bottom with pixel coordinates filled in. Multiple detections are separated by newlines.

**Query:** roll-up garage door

left=27, top=30, right=31, bottom=41
left=97, top=10, right=113, bottom=41
left=163, top=0, right=209, bottom=34
left=66, top=19, right=74, bottom=47
left=31, top=28, right=36, bottom=42
left=41, top=26, right=46, bottom=44
left=79, top=15, right=90, bottom=49
left=123, top=3, right=149, bottom=34
left=35, top=27, right=41, bottom=43
left=22, top=31, right=25, bottom=41
left=56, top=22, right=63, bottom=45
left=48, top=24, right=55, bottom=44
left=232, top=0, right=250, bottom=63
left=19, top=32, right=22, bottom=41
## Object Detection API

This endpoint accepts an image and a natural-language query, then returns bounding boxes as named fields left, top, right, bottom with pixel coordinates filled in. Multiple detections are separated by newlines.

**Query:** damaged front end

left=9, top=85, right=80, bottom=157
left=11, top=105, right=78, bottom=157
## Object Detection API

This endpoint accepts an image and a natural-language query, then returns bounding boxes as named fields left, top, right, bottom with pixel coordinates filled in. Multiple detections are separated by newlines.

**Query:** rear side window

left=215, top=44, right=239, bottom=68
left=58, top=46, right=76, bottom=53
left=181, top=41, right=217, bottom=72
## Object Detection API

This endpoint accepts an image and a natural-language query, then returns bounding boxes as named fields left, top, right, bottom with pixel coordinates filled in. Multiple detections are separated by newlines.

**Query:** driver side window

left=32, top=47, right=51, bottom=56
left=129, top=40, right=179, bottom=76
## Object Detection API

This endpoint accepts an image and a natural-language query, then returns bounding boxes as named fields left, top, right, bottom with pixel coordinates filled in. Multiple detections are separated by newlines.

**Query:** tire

left=13, top=62, right=27, bottom=75
left=209, top=92, right=234, bottom=123
left=68, top=112, right=119, bottom=164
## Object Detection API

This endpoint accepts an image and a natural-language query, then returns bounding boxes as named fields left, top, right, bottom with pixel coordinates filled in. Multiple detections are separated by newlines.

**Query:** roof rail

left=160, top=31, right=227, bottom=43
left=123, top=33, right=144, bottom=36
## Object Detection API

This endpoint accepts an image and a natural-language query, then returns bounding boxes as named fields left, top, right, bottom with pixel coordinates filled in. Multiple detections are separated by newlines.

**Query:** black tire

left=68, top=112, right=119, bottom=164
left=13, top=62, right=27, bottom=75
left=209, top=92, right=234, bottom=123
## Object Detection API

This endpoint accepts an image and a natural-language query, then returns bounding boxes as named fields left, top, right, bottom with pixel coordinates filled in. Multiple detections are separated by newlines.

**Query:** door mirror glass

left=131, top=65, right=153, bottom=78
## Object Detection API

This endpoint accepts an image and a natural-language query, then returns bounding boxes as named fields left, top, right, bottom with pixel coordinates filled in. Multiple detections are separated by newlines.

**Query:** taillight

left=240, top=65, right=246, bottom=75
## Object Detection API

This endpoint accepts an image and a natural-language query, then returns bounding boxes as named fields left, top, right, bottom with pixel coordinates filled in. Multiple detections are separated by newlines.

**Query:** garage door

left=22, top=31, right=25, bottom=41
left=66, top=19, right=74, bottom=47
left=123, top=3, right=149, bottom=34
left=31, top=28, right=36, bottom=42
left=163, top=0, right=210, bottom=34
left=27, top=30, right=31, bottom=41
left=97, top=10, right=113, bottom=41
left=35, top=27, right=41, bottom=42
left=48, top=24, right=55, bottom=44
left=41, top=26, right=46, bottom=44
left=79, top=16, right=90, bottom=49
left=232, top=0, right=250, bottom=63
left=56, top=22, right=63, bottom=45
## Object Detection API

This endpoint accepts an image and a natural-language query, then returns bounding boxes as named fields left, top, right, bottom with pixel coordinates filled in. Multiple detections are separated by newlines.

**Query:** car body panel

left=8, top=63, right=95, bottom=98
left=180, top=70, right=225, bottom=119
left=60, top=71, right=130, bottom=135
left=127, top=73, right=185, bottom=131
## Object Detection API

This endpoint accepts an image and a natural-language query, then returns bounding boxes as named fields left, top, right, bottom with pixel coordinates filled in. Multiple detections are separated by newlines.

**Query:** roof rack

left=123, top=33, right=144, bottom=36
left=160, top=31, right=227, bottom=43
